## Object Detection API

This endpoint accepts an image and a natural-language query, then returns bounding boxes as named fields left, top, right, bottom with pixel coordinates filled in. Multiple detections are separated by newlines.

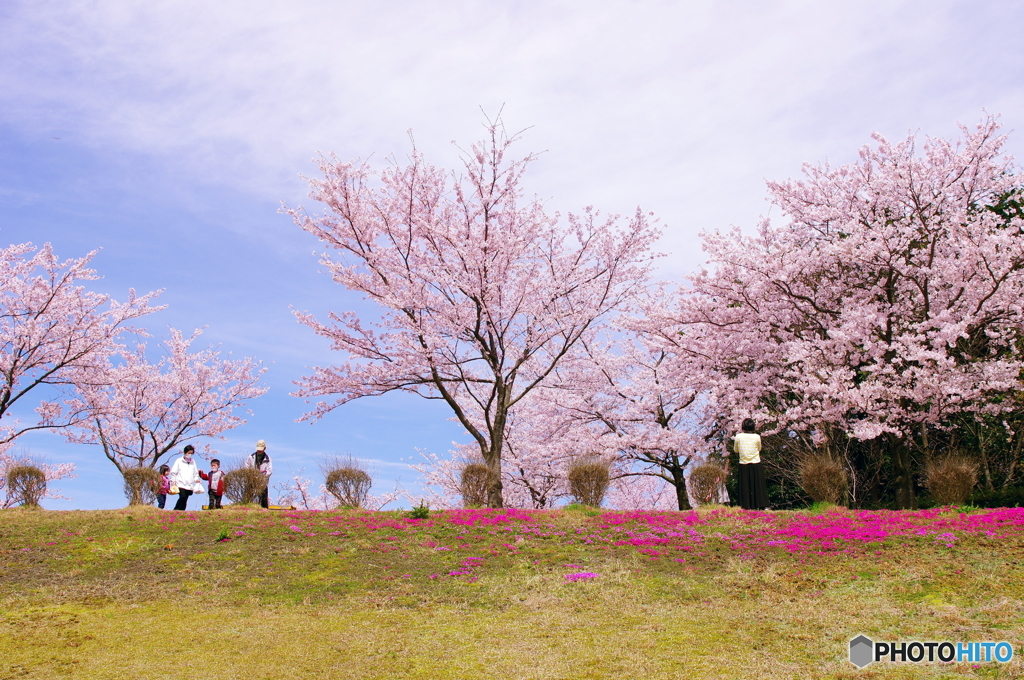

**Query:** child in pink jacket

left=156, top=464, right=171, bottom=510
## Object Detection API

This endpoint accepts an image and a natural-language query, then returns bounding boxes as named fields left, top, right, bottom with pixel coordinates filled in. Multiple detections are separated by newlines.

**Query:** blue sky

left=2, top=0, right=1023, bottom=508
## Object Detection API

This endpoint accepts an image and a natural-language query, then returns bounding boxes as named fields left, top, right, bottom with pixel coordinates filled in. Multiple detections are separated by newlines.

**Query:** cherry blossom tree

left=423, top=402, right=581, bottom=509
left=0, top=242, right=158, bottom=505
left=274, top=469, right=400, bottom=511
left=288, top=121, right=660, bottom=507
left=604, top=472, right=678, bottom=511
left=412, top=317, right=727, bottom=510
left=674, top=116, right=1024, bottom=508
left=63, top=328, right=267, bottom=475
left=410, top=329, right=727, bottom=511
left=0, top=242, right=159, bottom=447
left=272, top=470, right=334, bottom=511
left=499, top=408, right=578, bottom=509
left=539, top=322, right=725, bottom=510
left=408, top=449, right=464, bottom=509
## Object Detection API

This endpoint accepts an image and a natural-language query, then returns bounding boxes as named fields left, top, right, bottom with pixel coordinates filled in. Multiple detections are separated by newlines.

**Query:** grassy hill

left=2, top=505, right=1023, bottom=679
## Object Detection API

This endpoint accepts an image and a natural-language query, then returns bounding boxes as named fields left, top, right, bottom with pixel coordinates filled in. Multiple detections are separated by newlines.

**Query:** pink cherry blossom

left=651, top=115, right=1024, bottom=508
left=286, top=120, right=660, bottom=507
left=61, top=328, right=266, bottom=473
left=0, top=242, right=159, bottom=506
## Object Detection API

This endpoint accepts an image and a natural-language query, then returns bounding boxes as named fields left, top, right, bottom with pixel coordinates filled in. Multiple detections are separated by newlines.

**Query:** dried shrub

left=6, top=465, right=46, bottom=508
left=122, top=467, right=161, bottom=506
left=224, top=467, right=268, bottom=505
left=926, top=455, right=978, bottom=506
left=568, top=458, right=611, bottom=508
left=799, top=455, right=848, bottom=504
left=688, top=463, right=726, bottom=506
left=459, top=463, right=491, bottom=508
left=322, top=457, right=372, bottom=509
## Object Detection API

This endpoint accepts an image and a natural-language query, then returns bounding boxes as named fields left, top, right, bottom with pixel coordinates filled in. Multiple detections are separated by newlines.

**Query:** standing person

left=155, top=464, right=171, bottom=510
left=201, top=459, right=226, bottom=509
left=170, top=445, right=202, bottom=511
left=245, top=440, right=272, bottom=509
left=733, top=418, right=769, bottom=510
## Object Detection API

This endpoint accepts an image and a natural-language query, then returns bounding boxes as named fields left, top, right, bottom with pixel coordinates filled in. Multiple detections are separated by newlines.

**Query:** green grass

left=1, top=506, right=1023, bottom=679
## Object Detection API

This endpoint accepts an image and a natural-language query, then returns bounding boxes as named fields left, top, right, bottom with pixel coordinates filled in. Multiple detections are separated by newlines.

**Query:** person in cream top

left=732, top=419, right=769, bottom=510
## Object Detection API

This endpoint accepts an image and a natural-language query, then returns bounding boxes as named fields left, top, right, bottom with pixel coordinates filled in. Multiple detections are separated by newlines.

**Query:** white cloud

left=4, top=0, right=1018, bottom=275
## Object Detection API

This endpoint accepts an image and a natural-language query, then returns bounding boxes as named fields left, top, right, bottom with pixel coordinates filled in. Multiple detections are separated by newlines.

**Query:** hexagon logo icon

left=849, top=635, right=874, bottom=668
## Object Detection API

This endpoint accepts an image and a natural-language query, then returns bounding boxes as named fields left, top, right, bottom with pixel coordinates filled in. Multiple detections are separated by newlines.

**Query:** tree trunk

left=889, top=433, right=917, bottom=510
left=484, top=387, right=509, bottom=508
left=980, top=446, right=994, bottom=491
left=669, top=465, right=691, bottom=511
left=1002, top=426, right=1024, bottom=489
left=868, top=439, right=883, bottom=508
left=483, top=449, right=504, bottom=509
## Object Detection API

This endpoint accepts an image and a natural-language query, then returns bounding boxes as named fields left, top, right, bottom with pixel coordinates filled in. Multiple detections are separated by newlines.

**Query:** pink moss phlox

left=565, top=572, right=599, bottom=582
left=445, top=508, right=538, bottom=526
left=574, top=507, right=1024, bottom=556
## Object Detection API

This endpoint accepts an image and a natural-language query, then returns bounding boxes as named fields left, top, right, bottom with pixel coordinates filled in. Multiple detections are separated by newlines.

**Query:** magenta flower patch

left=565, top=572, right=599, bottom=582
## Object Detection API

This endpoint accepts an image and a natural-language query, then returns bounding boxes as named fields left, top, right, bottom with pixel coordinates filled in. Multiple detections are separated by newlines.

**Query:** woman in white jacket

left=169, top=445, right=202, bottom=511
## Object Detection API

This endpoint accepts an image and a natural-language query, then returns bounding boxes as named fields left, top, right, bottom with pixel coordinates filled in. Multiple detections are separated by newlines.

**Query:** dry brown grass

left=120, top=467, right=160, bottom=506
left=3, top=576, right=1020, bottom=679
left=223, top=467, right=267, bottom=505
left=799, top=455, right=848, bottom=504
left=688, top=463, right=726, bottom=506
left=459, top=463, right=491, bottom=508
left=6, top=464, right=46, bottom=508
left=567, top=458, right=610, bottom=507
left=323, top=458, right=372, bottom=509
left=925, top=456, right=979, bottom=506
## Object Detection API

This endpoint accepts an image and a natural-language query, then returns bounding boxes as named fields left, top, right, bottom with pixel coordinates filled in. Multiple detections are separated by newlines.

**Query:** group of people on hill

left=155, top=440, right=273, bottom=511
left=146, top=423, right=768, bottom=513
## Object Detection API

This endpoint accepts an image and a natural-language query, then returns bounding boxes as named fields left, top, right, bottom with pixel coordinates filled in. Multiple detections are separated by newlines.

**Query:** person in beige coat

left=244, top=440, right=273, bottom=508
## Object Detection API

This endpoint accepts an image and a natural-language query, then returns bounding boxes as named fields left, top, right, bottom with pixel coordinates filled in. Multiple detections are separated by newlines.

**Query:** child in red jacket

left=201, top=459, right=226, bottom=509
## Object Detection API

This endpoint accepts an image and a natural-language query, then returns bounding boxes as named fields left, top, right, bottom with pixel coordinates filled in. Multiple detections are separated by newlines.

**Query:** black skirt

left=738, top=462, right=769, bottom=510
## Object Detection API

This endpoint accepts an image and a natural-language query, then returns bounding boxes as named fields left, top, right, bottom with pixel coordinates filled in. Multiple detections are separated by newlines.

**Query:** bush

left=688, top=463, right=726, bottom=506
left=6, top=464, right=46, bottom=508
left=322, top=458, right=372, bottom=509
left=224, top=468, right=268, bottom=505
left=407, top=501, right=429, bottom=519
left=799, top=455, right=848, bottom=504
left=122, top=467, right=161, bottom=506
left=459, top=463, right=491, bottom=508
left=567, top=458, right=610, bottom=508
left=925, top=456, right=978, bottom=506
